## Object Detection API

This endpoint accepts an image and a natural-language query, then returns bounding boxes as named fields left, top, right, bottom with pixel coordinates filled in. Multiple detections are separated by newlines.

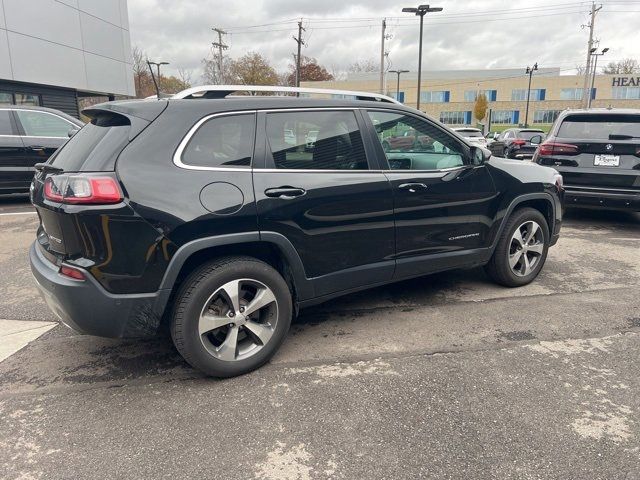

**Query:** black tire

left=171, top=256, right=292, bottom=378
left=503, top=147, right=510, bottom=158
left=484, top=207, right=550, bottom=287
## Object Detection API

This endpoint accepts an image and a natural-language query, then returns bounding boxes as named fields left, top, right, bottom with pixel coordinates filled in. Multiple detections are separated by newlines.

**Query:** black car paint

left=489, top=128, right=545, bottom=160
left=533, top=109, right=640, bottom=211
left=29, top=97, right=563, bottom=337
left=0, top=106, right=83, bottom=194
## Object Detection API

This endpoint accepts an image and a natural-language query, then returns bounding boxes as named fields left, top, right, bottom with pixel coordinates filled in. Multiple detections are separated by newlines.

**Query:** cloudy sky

left=128, top=0, right=640, bottom=82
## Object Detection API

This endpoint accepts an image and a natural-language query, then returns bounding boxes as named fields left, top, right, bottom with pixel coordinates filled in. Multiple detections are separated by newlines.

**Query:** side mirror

left=68, top=127, right=80, bottom=138
left=471, top=146, right=491, bottom=165
left=529, top=134, right=543, bottom=145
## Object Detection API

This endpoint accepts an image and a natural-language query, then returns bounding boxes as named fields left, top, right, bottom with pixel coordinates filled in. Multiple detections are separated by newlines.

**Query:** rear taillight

left=538, top=142, right=579, bottom=156
left=60, top=265, right=85, bottom=281
left=44, top=175, right=122, bottom=204
left=512, top=139, right=526, bottom=146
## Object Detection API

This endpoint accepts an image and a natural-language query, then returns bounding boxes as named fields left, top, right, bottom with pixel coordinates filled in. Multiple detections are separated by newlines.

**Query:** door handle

left=398, top=182, right=428, bottom=193
left=264, top=187, right=306, bottom=199
left=29, top=146, right=46, bottom=152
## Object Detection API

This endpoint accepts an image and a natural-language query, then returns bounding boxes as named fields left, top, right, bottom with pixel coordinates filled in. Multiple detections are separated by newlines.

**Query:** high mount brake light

left=538, top=142, right=579, bottom=156
left=44, top=175, right=122, bottom=204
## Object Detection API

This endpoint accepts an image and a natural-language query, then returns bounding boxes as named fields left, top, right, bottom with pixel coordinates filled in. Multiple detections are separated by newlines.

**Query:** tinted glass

left=457, top=129, right=482, bottom=137
left=368, top=110, right=465, bottom=171
left=557, top=114, right=640, bottom=139
left=52, top=118, right=129, bottom=172
left=0, top=110, right=13, bottom=135
left=0, top=93, right=12, bottom=105
left=518, top=131, right=545, bottom=140
left=182, top=114, right=254, bottom=168
left=16, top=110, right=73, bottom=137
left=266, top=111, right=368, bottom=170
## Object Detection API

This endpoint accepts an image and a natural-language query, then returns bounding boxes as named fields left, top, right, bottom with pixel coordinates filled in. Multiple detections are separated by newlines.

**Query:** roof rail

left=171, top=85, right=401, bottom=104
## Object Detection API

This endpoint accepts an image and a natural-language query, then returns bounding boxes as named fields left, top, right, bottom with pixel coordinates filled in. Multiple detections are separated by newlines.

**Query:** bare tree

left=177, top=68, right=193, bottom=88
left=201, top=56, right=234, bottom=84
left=575, top=64, right=587, bottom=76
left=603, top=58, right=640, bottom=74
left=348, top=59, right=378, bottom=73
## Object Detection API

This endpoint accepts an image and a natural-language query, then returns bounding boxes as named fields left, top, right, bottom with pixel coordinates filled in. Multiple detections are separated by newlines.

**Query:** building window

left=511, top=89, right=545, bottom=101
left=420, top=91, right=450, bottom=103
left=533, top=110, right=561, bottom=124
left=612, top=86, right=640, bottom=99
left=15, top=93, right=40, bottom=106
left=439, top=111, right=472, bottom=125
left=464, top=89, right=497, bottom=102
left=390, top=91, right=405, bottom=103
left=0, top=93, right=12, bottom=105
left=491, top=110, right=519, bottom=124
left=559, top=88, right=596, bottom=101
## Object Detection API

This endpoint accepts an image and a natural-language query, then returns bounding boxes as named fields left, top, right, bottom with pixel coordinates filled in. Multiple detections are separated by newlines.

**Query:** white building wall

left=0, top=0, right=134, bottom=96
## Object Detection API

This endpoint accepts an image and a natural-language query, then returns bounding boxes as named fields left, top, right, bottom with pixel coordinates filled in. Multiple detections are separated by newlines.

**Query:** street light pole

left=402, top=4, right=443, bottom=110
left=524, top=62, right=538, bottom=128
left=389, top=69, right=409, bottom=102
left=148, top=60, right=169, bottom=87
left=588, top=47, right=608, bottom=108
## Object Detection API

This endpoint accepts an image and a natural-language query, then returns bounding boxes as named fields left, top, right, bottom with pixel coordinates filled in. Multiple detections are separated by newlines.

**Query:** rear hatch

left=536, top=113, right=640, bottom=190
left=31, top=101, right=167, bottom=262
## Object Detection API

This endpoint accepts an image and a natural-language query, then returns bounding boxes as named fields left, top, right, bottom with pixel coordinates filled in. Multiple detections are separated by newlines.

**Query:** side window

left=0, top=110, right=13, bottom=135
left=182, top=113, right=255, bottom=168
left=265, top=110, right=368, bottom=170
left=15, top=110, right=73, bottom=137
left=367, top=110, right=466, bottom=171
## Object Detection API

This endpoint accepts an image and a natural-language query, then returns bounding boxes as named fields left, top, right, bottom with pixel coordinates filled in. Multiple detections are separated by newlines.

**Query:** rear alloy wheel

left=171, top=256, right=292, bottom=377
left=485, top=208, right=550, bottom=287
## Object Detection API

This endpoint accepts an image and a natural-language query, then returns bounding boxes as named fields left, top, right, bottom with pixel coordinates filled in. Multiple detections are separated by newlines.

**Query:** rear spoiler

left=83, top=101, right=168, bottom=141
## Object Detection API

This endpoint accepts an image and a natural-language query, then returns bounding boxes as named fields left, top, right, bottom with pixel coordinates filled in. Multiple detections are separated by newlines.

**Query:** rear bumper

left=564, top=186, right=640, bottom=211
left=29, top=242, right=170, bottom=338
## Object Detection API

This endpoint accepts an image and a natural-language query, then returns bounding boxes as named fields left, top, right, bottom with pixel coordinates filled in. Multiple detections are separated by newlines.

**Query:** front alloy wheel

left=508, top=221, right=545, bottom=277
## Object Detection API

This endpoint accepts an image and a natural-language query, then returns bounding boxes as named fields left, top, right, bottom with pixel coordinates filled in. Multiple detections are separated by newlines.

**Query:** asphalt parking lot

left=1, top=196, right=639, bottom=480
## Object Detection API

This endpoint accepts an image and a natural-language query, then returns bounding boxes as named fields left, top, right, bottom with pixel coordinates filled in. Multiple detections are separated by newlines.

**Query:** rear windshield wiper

left=608, top=134, right=640, bottom=140
left=34, top=162, right=63, bottom=173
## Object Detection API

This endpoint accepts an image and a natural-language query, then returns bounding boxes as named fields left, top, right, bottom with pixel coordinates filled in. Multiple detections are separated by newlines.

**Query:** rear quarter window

left=180, top=113, right=255, bottom=168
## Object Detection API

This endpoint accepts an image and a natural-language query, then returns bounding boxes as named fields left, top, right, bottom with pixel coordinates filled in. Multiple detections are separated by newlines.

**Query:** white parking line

left=0, top=211, right=36, bottom=216
left=0, top=319, right=57, bottom=362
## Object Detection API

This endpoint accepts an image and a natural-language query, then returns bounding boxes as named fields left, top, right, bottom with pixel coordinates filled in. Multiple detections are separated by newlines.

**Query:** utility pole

left=293, top=20, right=305, bottom=88
left=212, top=27, right=228, bottom=84
left=581, top=2, right=602, bottom=108
left=524, top=63, right=538, bottom=128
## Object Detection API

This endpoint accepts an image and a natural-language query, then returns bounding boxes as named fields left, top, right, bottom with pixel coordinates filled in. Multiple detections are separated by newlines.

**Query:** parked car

left=29, top=86, right=563, bottom=378
left=0, top=106, right=83, bottom=194
left=533, top=108, right=640, bottom=211
left=453, top=127, right=488, bottom=147
left=381, top=128, right=434, bottom=151
left=489, top=128, right=546, bottom=160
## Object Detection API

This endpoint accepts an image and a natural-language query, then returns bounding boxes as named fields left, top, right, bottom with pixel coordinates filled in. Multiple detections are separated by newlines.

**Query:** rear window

left=457, top=129, right=482, bottom=137
left=51, top=114, right=130, bottom=172
left=557, top=114, right=640, bottom=140
left=518, top=131, right=545, bottom=140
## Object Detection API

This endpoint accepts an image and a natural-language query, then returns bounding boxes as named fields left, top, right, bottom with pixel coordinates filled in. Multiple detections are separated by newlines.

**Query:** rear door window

left=557, top=114, right=640, bottom=139
left=265, top=110, right=368, bottom=170
left=181, top=113, right=255, bottom=168
left=16, top=110, right=74, bottom=137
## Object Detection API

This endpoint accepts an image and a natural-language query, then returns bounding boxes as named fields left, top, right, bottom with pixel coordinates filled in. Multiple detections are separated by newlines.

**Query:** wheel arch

left=156, top=233, right=313, bottom=321
left=489, top=193, right=557, bottom=255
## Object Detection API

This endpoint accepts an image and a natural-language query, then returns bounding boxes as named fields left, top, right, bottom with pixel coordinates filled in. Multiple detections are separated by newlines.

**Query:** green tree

left=473, top=93, right=489, bottom=123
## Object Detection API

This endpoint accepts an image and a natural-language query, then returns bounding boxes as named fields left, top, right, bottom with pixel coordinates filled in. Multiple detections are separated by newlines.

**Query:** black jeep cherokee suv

left=29, top=88, right=563, bottom=377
